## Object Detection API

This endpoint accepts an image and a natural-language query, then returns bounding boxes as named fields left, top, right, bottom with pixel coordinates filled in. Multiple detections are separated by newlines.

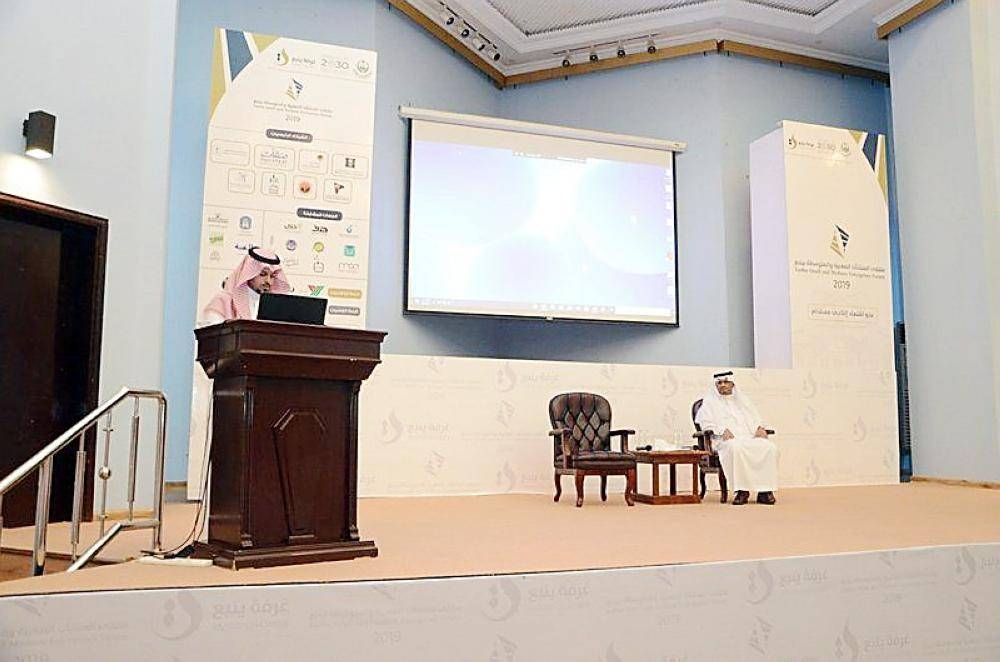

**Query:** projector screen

left=405, top=116, right=679, bottom=325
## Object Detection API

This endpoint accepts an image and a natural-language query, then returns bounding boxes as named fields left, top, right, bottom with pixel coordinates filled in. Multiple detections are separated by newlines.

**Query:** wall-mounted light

left=23, top=110, right=56, bottom=159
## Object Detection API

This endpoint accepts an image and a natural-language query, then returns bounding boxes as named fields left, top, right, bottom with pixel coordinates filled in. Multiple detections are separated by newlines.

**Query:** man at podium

left=201, top=247, right=290, bottom=325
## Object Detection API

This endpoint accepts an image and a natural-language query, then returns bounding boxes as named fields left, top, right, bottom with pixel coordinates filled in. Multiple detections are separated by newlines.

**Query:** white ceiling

left=408, top=0, right=919, bottom=76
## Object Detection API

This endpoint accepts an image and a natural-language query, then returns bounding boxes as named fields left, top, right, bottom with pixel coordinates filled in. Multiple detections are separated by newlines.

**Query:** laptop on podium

left=257, top=292, right=327, bottom=326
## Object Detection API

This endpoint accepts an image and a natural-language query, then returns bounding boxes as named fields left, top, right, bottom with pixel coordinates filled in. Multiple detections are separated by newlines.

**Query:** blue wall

left=162, top=0, right=893, bottom=480
left=887, top=0, right=1000, bottom=481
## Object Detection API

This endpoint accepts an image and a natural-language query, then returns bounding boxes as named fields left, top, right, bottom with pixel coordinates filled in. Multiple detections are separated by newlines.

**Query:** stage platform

left=2, top=482, right=1000, bottom=658
left=1, top=482, right=998, bottom=596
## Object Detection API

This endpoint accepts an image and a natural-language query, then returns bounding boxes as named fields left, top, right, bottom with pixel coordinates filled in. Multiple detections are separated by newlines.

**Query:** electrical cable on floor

left=144, top=404, right=213, bottom=560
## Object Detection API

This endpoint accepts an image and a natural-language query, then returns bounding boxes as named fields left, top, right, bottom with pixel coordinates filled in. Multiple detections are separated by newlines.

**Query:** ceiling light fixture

left=471, top=34, right=485, bottom=51
left=460, top=24, right=471, bottom=38
left=617, top=44, right=627, bottom=58
left=647, top=37, right=657, bottom=55
left=589, top=48, right=599, bottom=63
left=440, top=8, right=455, bottom=25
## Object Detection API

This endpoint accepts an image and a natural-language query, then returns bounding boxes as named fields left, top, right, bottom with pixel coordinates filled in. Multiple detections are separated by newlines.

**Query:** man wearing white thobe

left=695, top=371, right=778, bottom=505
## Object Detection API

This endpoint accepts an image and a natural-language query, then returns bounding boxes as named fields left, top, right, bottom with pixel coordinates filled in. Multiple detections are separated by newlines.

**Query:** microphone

left=635, top=444, right=653, bottom=451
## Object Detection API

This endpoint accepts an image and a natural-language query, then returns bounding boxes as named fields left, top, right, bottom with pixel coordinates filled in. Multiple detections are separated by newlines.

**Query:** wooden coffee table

left=633, top=450, right=709, bottom=505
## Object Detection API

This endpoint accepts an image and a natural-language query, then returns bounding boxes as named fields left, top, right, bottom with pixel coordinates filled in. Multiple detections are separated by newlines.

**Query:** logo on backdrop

left=152, top=591, right=203, bottom=640
left=746, top=561, right=774, bottom=604
left=496, top=461, right=517, bottom=492
left=285, top=78, right=304, bottom=100
left=954, top=547, right=977, bottom=585
left=496, top=362, right=517, bottom=393
left=491, top=636, right=518, bottom=662
left=276, top=48, right=289, bottom=66
left=830, top=224, right=850, bottom=258
left=483, top=578, right=521, bottom=621
left=834, top=622, right=861, bottom=661
left=380, top=410, right=404, bottom=444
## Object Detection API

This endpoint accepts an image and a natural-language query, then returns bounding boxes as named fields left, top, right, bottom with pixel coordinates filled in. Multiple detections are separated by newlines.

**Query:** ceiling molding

left=387, top=0, right=506, bottom=87
left=875, top=0, right=949, bottom=39
left=718, top=40, right=889, bottom=82
left=388, top=0, right=893, bottom=88
left=505, top=39, right=719, bottom=87
left=872, top=0, right=928, bottom=25
left=813, top=0, right=880, bottom=32
left=713, top=28, right=889, bottom=71
left=501, top=28, right=721, bottom=75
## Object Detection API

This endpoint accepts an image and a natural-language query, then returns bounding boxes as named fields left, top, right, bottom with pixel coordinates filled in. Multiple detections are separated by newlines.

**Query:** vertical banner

left=187, top=29, right=377, bottom=494
left=751, top=120, right=893, bottom=371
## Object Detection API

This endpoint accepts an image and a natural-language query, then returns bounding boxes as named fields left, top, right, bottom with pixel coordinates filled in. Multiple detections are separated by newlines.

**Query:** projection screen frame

left=401, top=107, right=684, bottom=326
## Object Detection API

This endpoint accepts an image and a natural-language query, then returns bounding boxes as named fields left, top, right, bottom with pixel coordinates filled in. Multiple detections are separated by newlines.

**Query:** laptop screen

left=257, top=292, right=327, bottom=325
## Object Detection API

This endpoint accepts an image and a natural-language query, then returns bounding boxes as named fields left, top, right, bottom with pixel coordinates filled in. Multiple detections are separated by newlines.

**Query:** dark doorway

left=0, top=192, right=106, bottom=527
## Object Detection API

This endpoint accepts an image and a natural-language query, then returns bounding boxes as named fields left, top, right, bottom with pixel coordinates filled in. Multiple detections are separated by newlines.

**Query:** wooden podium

left=194, top=320, right=386, bottom=569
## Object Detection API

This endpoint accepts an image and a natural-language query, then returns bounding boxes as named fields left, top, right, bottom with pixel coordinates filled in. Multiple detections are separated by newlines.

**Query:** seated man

left=695, top=371, right=778, bottom=505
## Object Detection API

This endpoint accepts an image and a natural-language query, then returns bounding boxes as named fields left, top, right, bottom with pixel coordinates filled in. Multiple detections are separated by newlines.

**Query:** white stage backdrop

left=2, top=544, right=998, bottom=659
left=187, top=29, right=377, bottom=493
left=751, top=121, right=893, bottom=371
left=356, top=355, right=898, bottom=497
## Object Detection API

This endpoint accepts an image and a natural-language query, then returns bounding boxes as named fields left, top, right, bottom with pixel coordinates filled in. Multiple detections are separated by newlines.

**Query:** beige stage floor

left=1, top=482, right=999, bottom=597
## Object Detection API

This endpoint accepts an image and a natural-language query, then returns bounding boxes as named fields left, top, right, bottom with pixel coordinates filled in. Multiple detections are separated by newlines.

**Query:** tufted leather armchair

left=691, top=399, right=728, bottom=503
left=548, top=392, right=636, bottom=507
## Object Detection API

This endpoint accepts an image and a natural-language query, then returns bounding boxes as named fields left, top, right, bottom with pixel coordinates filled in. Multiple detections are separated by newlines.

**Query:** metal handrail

left=0, top=387, right=167, bottom=576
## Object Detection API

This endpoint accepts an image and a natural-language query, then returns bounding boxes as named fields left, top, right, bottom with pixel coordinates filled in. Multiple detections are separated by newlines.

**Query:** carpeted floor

left=1, top=482, right=999, bottom=597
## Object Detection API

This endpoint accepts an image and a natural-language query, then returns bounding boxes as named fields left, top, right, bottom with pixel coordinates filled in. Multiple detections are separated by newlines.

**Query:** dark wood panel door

left=0, top=193, right=106, bottom=527
left=0, top=217, right=61, bottom=525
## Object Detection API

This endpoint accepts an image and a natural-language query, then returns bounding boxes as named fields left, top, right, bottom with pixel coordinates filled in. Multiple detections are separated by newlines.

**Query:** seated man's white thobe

left=695, top=379, right=778, bottom=494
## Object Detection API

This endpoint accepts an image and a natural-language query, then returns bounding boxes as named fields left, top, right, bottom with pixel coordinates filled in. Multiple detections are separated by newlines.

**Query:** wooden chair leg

left=625, top=469, right=636, bottom=506
left=575, top=472, right=585, bottom=507
left=719, top=471, right=728, bottom=503
left=600, top=475, right=608, bottom=501
left=699, top=471, right=707, bottom=499
left=554, top=472, right=562, bottom=502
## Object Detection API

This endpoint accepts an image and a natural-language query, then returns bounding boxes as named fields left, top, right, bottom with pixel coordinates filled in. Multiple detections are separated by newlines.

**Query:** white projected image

left=406, top=122, right=677, bottom=324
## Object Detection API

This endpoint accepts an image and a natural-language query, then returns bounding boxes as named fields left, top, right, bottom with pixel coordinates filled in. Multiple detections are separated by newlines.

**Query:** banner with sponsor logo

left=4, top=544, right=996, bottom=658
left=188, top=29, right=376, bottom=492
left=751, top=121, right=893, bottom=371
